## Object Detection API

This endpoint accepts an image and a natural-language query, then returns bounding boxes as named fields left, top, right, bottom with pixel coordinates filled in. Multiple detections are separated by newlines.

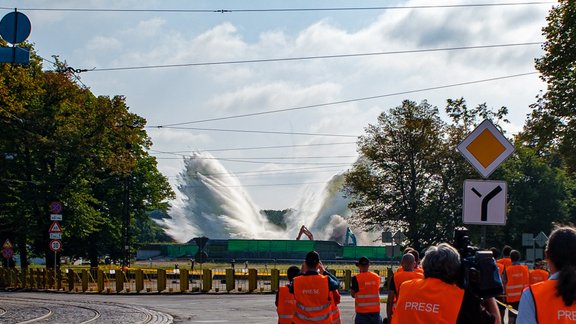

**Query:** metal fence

left=0, top=266, right=394, bottom=294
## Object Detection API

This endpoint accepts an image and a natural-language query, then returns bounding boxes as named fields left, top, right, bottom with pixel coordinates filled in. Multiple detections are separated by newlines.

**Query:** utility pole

left=122, top=142, right=132, bottom=269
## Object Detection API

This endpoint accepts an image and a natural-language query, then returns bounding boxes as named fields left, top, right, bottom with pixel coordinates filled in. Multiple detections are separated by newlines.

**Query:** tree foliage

left=0, top=43, right=174, bottom=268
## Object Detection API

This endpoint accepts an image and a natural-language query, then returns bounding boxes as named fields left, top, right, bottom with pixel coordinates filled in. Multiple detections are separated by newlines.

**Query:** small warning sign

left=49, top=221, right=62, bottom=233
left=2, top=239, right=12, bottom=249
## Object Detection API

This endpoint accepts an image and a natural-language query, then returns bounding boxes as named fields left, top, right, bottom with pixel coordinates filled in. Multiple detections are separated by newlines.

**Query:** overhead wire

left=86, top=42, right=542, bottom=72
left=0, top=2, right=555, bottom=13
left=148, top=141, right=356, bottom=153
left=150, top=126, right=357, bottom=138
left=151, top=71, right=539, bottom=127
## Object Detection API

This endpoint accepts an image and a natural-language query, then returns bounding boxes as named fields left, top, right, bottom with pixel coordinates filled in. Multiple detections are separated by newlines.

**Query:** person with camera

left=391, top=243, right=501, bottom=324
left=290, top=251, right=340, bottom=323
left=517, top=225, right=576, bottom=323
left=502, top=250, right=529, bottom=324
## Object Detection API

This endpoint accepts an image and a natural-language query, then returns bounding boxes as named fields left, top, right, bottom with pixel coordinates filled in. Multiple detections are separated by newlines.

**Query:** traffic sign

left=534, top=231, right=548, bottom=248
left=463, top=180, right=507, bottom=225
left=49, top=240, right=62, bottom=252
left=393, top=231, right=406, bottom=244
left=49, top=221, right=62, bottom=233
left=2, top=248, right=13, bottom=259
left=49, top=233, right=62, bottom=240
left=2, top=238, right=12, bottom=249
left=0, top=11, right=32, bottom=44
left=50, top=214, right=63, bottom=221
left=457, top=119, right=515, bottom=178
left=49, top=201, right=63, bottom=214
left=522, top=233, right=534, bottom=247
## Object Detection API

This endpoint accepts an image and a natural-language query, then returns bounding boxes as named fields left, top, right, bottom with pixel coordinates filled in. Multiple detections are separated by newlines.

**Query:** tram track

left=0, top=296, right=172, bottom=324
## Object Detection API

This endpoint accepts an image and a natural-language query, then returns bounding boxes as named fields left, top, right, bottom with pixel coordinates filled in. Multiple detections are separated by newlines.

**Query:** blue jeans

left=355, top=312, right=383, bottom=324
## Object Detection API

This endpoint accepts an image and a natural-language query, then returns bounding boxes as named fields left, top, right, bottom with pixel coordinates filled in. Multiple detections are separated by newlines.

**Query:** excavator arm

left=296, top=225, right=314, bottom=240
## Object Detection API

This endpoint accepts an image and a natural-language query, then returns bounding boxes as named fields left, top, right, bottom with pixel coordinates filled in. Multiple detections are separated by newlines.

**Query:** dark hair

left=305, top=251, right=320, bottom=268
left=490, top=247, right=500, bottom=259
left=408, top=249, right=420, bottom=263
left=510, top=250, right=521, bottom=262
left=287, top=266, right=300, bottom=281
left=547, top=226, right=576, bottom=306
left=422, top=243, right=460, bottom=284
left=502, top=245, right=512, bottom=257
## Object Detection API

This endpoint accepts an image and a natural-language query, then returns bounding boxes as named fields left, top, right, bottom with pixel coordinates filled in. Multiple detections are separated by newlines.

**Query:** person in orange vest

left=502, top=249, right=529, bottom=324
left=490, top=247, right=505, bottom=277
left=351, top=257, right=382, bottom=324
left=396, top=248, right=423, bottom=274
left=497, top=245, right=512, bottom=268
left=518, top=225, right=576, bottom=323
left=528, top=258, right=549, bottom=285
left=276, top=265, right=300, bottom=323
left=391, top=243, right=501, bottom=324
left=386, top=253, right=423, bottom=322
left=290, top=251, right=340, bottom=323
left=329, top=289, right=341, bottom=324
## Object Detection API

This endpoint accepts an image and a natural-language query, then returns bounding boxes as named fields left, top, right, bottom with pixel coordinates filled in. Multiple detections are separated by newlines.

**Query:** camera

left=453, top=227, right=504, bottom=298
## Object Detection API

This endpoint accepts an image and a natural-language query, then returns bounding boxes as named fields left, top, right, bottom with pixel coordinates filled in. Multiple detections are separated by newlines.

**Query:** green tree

left=344, top=100, right=448, bottom=251
left=0, top=45, right=174, bottom=268
left=524, top=1, right=576, bottom=172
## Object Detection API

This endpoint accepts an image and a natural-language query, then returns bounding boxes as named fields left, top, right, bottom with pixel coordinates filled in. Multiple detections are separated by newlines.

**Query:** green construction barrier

left=82, top=269, right=89, bottom=292
left=97, top=269, right=104, bottom=293
left=180, top=269, right=189, bottom=292
left=248, top=269, right=257, bottom=292
left=157, top=269, right=166, bottom=292
left=115, top=270, right=124, bottom=293
left=202, top=269, right=212, bottom=293
left=135, top=269, right=144, bottom=292
left=226, top=268, right=235, bottom=292
left=270, top=269, right=280, bottom=293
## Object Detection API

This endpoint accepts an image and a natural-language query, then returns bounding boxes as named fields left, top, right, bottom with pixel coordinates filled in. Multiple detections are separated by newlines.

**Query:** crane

left=296, top=225, right=314, bottom=240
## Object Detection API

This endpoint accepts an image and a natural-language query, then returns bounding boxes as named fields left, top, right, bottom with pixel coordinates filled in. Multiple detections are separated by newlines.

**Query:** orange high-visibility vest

left=531, top=279, right=576, bottom=323
left=293, top=274, right=332, bottom=323
left=396, top=266, right=423, bottom=274
left=354, top=271, right=381, bottom=314
left=277, top=285, right=296, bottom=324
left=498, top=257, right=512, bottom=268
left=391, top=278, right=464, bottom=324
left=504, top=264, right=530, bottom=303
left=329, top=291, right=341, bottom=324
left=529, top=269, right=549, bottom=285
left=497, top=262, right=505, bottom=277
left=393, top=271, right=424, bottom=295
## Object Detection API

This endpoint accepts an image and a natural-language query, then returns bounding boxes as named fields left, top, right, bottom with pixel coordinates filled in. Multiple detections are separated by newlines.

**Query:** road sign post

left=458, top=119, right=514, bottom=246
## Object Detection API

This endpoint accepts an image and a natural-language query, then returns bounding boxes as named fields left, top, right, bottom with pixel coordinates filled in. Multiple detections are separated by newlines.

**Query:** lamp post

left=122, top=142, right=132, bottom=269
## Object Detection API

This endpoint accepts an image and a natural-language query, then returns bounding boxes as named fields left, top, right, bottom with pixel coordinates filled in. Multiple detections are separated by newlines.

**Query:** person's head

left=355, top=257, right=370, bottom=271
left=546, top=225, right=576, bottom=306
left=404, top=247, right=415, bottom=254
left=422, top=243, right=461, bottom=284
left=534, top=258, right=544, bottom=270
left=408, top=249, right=420, bottom=266
left=287, top=265, right=300, bottom=281
left=502, top=245, right=512, bottom=257
left=490, top=247, right=500, bottom=259
left=305, top=251, right=320, bottom=269
left=510, top=250, right=521, bottom=262
left=400, top=253, right=416, bottom=271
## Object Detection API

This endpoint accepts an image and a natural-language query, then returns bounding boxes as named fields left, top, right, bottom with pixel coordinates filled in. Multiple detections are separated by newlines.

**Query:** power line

left=152, top=71, right=539, bottom=127
left=149, top=126, right=357, bottom=138
left=1, top=2, right=554, bottom=13
left=168, top=168, right=346, bottom=179
left=148, top=141, right=356, bottom=153
left=181, top=181, right=330, bottom=188
left=175, top=165, right=351, bottom=177
left=150, top=151, right=356, bottom=159
left=155, top=156, right=352, bottom=165
left=87, top=42, right=541, bottom=72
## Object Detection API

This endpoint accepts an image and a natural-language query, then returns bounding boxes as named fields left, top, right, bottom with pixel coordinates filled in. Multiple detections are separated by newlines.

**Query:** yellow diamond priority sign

left=457, top=119, right=515, bottom=178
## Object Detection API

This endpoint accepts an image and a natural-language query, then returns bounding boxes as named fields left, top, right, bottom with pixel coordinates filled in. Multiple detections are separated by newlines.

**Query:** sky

left=1, top=0, right=555, bottom=210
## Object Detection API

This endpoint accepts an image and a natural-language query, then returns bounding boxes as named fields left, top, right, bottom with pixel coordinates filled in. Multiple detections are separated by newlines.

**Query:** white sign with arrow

left=463, top=179, right=507, bottom=225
